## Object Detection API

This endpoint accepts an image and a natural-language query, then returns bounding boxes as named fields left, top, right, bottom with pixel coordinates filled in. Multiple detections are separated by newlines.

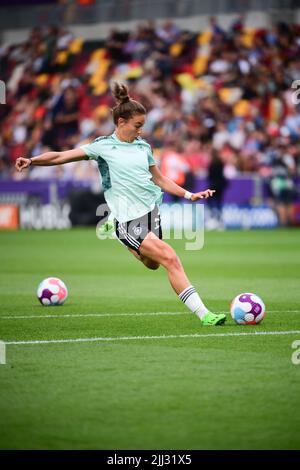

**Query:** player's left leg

left=116, top=206, right=161, bottom=270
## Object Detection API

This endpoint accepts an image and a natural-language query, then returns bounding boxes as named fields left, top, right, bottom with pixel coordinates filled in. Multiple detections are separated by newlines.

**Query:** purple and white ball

left=37, top=277, right=68, bottom=306
left=230, top=293, right=265, bottom=325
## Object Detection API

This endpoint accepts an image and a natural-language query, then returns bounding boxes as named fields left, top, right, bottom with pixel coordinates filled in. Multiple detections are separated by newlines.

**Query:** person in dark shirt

left=207, top=149, right=228, bottom=229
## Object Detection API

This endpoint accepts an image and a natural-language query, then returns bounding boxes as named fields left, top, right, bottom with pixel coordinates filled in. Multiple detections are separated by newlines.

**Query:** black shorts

left=115, top=205, right=162, bottom=253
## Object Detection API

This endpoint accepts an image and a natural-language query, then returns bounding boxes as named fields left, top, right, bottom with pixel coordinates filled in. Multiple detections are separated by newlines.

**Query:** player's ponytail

left=111, top=82, right=146, bottom=124
left=112, top=82, right=130, bottom=104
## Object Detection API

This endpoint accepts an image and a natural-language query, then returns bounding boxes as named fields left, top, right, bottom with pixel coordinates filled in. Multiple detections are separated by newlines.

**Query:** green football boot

left=201, top=311, right=226, bottom=326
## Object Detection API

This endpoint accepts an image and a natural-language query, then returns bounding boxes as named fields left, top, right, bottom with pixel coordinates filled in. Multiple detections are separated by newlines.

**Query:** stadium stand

left=0, top=4, right=300, bottom=226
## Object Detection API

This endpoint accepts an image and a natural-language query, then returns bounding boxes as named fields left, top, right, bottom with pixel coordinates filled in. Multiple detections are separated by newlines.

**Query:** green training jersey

left=80, top=133, right=163, bottom=222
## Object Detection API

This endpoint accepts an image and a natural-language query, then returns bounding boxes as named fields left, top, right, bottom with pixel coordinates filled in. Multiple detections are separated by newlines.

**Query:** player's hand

left=191, top=189, right=216, bottom=201
left=15, top=157, right=31, bottom=172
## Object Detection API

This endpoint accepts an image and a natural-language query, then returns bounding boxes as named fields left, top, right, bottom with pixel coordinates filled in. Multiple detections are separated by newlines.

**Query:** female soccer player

left=15, top=82, right=226, bottom=326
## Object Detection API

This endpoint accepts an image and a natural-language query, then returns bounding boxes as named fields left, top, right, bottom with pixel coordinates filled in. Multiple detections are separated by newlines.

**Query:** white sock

left=179, top=285, right=209, bottom=320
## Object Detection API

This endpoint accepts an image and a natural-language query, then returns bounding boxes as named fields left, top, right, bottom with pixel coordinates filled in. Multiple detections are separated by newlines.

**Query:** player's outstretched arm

left=15, top=148, right=87, bottom=172
left=149, top=165, right=215, bottom=200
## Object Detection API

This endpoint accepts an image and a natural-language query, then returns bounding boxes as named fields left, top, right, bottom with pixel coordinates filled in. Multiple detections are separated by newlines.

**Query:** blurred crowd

left=1, top=16, right=300, bottom=202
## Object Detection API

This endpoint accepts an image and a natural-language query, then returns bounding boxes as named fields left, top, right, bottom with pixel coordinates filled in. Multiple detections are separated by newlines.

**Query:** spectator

left=52, top=86, right=80, bottom=147
left=268, top=144, right=298, bottom=226
left=207, top=149, right=228, bottom=229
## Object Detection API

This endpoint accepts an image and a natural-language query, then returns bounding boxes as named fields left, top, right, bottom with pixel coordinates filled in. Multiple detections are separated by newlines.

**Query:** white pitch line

left=1, top=310, right=299, bottom=320
left=268, top=310, right=300, bottom=313
left=5, top=330, right=300, bottom=345
left=0, top=311, right=186, bottom=320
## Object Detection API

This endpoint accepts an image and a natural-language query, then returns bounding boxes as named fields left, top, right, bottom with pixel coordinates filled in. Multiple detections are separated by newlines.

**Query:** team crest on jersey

left=133, top=225, right=142, bottom=236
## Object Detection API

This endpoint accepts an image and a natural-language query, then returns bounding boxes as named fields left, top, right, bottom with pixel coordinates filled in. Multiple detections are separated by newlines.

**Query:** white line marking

left=5, top=330, right=300, bottom=345
left=268, top=310, right=300, bottom=313
left=0, top=311, right=186, bottom=320
left=1, top=310, right=299, bottom=320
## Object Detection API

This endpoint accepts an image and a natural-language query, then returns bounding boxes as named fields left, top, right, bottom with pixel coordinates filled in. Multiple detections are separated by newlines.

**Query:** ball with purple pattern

left=230, top=293, right=265, bottom=325
left=37, top=277, right=68, bottom=306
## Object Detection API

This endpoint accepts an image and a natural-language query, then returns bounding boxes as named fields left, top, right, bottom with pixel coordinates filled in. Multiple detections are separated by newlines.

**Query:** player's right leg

left=114, top=210, right=225, bottom=324
left=139, top=232, right=226, bottom=325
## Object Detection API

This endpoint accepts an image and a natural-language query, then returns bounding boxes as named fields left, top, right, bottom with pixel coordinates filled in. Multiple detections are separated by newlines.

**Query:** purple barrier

left=0, top=180, right=91, bottom=204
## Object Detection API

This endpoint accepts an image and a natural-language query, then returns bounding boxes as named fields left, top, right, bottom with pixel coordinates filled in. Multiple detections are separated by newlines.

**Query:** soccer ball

left=230, top=293, right=265, bottom=325
left=37, top=277, right=68, bottom=306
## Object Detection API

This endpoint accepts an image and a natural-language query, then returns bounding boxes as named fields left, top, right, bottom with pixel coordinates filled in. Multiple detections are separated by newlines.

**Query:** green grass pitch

left=0, top=227, right=300, bottom=450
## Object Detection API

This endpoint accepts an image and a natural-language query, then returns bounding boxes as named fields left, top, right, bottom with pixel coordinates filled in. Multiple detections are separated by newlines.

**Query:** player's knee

left=146, top=261, right=160, bottom=270
left=162, top=249, right=180, bottom=270
left=141, top=256, right=160, bottom=270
